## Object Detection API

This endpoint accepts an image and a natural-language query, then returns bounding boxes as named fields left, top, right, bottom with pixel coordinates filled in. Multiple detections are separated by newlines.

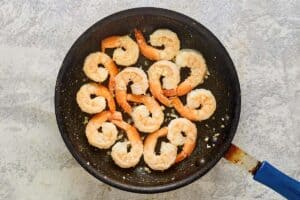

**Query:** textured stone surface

left=0, top=0, right=299, bottom=199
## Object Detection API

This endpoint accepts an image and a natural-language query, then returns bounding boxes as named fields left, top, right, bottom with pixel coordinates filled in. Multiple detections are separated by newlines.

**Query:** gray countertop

left=0, top=1, right=299, bottom=199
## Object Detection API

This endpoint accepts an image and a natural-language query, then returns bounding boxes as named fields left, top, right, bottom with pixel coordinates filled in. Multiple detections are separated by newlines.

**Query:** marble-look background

left=0, top=0, right=299, bottom=199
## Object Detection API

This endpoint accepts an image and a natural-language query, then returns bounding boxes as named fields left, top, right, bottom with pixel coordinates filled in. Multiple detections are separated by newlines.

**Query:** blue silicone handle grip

left=253, top=161, right=300, bottom=199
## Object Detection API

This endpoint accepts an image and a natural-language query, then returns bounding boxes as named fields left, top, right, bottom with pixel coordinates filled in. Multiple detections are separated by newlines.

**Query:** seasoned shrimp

left=76, top=83, right=116, bottom=114
left=143, top=127, right=177, bottom=170
left=127, top=94, right=164, bottom=133
left=167, top=118, right=197, bottom=163
left=164, top=49, right=207, bottom=97
left=101, top=35, right=139, bottom=66
left=111, top=120, right=143, bottom=168
left=148, top=60, right=180, bottom=107
left=85, top=111, right=122, bottom=149
left=83, top=52, right=109, bottom=83
left=171, top=89, right=216, bottom=121
left=115, top=67, right=149, bottom=113
left=134, top=29, right=180, bottom=61
left=83, top=52, right=119, bottom=93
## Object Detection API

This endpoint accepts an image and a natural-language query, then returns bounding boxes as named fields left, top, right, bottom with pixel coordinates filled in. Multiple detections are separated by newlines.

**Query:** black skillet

left=55, top=7, right=299, bottom=198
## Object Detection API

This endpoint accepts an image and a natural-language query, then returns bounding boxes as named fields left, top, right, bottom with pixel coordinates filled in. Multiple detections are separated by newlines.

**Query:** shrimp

left=111, top=120, right=143, bottom=168
left=134, top=29, right=180, bottom=61
left=164, top=49, right=208, bottom=97
left=83, top=52, right=119, bottom=93
left=127, top=94, right=164, bottom=133
left=115, top=67, right=149, bottom=113
left=167, top=118, right=197, bottom=163
left=85, top=111, right=122, bottom=149
left=143, top=127, right=177, bottom=170
left=171, top=89, right=216, bottom=121
left=76, top=83, right=116, bottom=114
left=147, top=60, right=180, bottom=107
left=101, top=35, right=139, bottom=66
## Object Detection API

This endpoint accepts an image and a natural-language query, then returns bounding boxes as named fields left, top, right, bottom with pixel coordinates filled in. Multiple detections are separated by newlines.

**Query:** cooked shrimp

left=148, top=60, right=180, bottom=107
left=115, top=67, right=149, bottom=113
left=76, top=83, right=116, bottom=114
left=85, top=111, right=122, bottom=149
left=171, top=89, right=216, bottom=121
left=127, top=94, right=164, bottom=133
left=83, top=52, right=109, bottom=83
left=167, top=118, right=197, bottom=163
left=111, top=120, right=143, bottom=168
left=83, top=52, right=119, bottom=93
left=164, top=49, right=207, bottom=97
left=143, top=127, right=177, bottom=170
left=134, top=29, right=180, bottom=61
left=101, top=35, right=139, bottom=66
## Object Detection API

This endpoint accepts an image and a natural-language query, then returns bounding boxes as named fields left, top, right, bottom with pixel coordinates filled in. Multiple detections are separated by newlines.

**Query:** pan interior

left=55, top=8, right=240, bottom=192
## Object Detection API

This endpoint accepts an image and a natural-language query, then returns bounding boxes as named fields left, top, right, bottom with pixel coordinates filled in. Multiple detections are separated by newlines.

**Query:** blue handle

left=253, top=161, right=300, bottom=199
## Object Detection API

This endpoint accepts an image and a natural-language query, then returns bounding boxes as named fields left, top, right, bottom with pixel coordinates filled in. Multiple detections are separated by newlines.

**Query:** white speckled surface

left=0, top=1, right=299, bottom=199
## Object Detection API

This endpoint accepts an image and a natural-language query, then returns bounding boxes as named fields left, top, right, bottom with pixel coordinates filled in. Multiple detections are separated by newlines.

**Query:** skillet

left=55, top=7, right=299, bottom=198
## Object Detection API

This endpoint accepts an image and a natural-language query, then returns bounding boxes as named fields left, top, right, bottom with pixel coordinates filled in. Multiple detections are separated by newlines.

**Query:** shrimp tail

left=111, top=120, right=142, bottom=142
left=176, top=82, right=193, bottom=96
left=150, top=82, right=172, bottom=107
left=163, top=89, right=177, bottom=97
left=126, top=94, right=145, bottom=103
left=164, top=84, right=193, bottom=97
left=134, top=29, right=159, bottom=60
left=106, top=59, right=119, bottom=94
left=175, top=142, right=196, bottom=163
left=170, top=96, right=182, bottom=109
left=116, top=89, right=132, bottom=113
left=134, top=29, right=145, bottom=45
left=98, top=84, right=116, bottom=112
left=101, top=36, right=120, bottom=52
left=109, top=111, right=123, bottom=121
left=108, top=78, right=115, bottom=95
left=171, top=97, right=197, bottom=121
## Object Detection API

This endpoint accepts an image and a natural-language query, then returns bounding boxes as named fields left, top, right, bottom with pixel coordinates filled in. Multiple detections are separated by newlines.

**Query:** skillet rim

left=54, top=7, right=241, bottom=193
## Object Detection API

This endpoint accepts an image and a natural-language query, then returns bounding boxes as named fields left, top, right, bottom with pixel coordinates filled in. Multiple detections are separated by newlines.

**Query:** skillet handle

left=253, top=161, right=300, bottom=199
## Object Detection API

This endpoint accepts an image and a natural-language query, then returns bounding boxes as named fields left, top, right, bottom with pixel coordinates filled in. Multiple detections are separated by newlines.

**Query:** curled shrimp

left=164, top=49, right=207, bottom=97
left=111, top=120, right=143, bottom=168
left=115, top=67, right=149, bottom=113
left=85, top=111, right=122, bottom=149
left=148, top=60, right=180, bottom=107
left=167, top=118, right=197, bottom=163
left=76, top=83, right=116, bottom=114
left=171, top=89, right=216, bottom=121
left=134, top=29, right=180, bottom=61
left=101, top=35, right=139, bottom=66
left=83, top=52, right=119, bottom=93
left=144, top=127, right=177, bottom=170
left=127, top=94, right=164, bottom=133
